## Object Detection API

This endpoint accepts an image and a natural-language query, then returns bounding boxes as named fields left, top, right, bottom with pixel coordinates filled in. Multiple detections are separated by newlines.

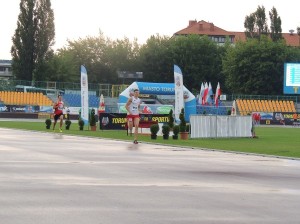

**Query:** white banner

left=80, top=65, right=89, bottom=124
left=174, top=65, right=184, bottom=122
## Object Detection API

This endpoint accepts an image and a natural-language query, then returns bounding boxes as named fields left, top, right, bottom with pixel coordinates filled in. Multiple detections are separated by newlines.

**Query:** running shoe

left=133, top=140, right=138, bottom=144
left=59, top=128, right=62, bottom=133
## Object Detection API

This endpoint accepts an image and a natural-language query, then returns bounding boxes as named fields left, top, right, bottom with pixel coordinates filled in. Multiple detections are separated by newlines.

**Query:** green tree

left=46, top=48, right=79, bottom=82
left=170, top=35, right=224, bottom=92
left=223, top=36, right=289, bottom=95
left=244, top=5, right=269, bottom=40
left=34, top=0, right=55, bottom=81
left=11, top=0, right=37, bottom=80
left=269, top=7, right=282, bottom=42
left=11, top=0, right=55, bottom=81
left=50, top=32, right=141, bottom=84
left=244, top=13, right=256, bottom=39
left=139, top=34, right=173, bottom=83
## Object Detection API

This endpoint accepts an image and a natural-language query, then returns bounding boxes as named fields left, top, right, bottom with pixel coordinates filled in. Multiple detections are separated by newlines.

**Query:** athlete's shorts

left=54, top=113, right=63, bottom=121
left=127, top=114, right=140, bottom=122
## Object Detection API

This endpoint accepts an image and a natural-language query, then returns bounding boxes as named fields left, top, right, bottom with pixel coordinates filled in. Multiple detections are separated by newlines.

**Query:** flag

left=214, top=82, right=221, bottom=107
left=174, top=65, right=184, bottom=122
left=98, top=94, right=105, bottom=113
left=202, top=82, right=208, bottom=105
left=205, top=82, right=213, bottom=104
left=80, top=65, right=89, bottom=125
left=198, top=82, right=204, bottom=104
left=231, top=100, right=237, bottom=116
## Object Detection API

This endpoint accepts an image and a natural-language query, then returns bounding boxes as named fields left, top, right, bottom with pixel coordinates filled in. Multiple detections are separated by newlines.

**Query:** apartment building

left=174, top=20, right=299, bottom=47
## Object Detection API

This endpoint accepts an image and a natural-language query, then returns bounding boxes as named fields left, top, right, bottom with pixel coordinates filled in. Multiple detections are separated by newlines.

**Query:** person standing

left=292, top=112, right=298, bottom=127
left=53, top=95, right=64, bottom=132
left=125, top=89, right=141, bottom=144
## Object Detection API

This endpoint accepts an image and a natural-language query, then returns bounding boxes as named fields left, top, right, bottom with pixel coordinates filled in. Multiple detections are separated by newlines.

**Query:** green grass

left=1, top=121, right=300, bottom=158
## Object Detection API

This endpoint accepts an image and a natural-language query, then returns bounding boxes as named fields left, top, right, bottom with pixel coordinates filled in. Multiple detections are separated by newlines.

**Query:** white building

left=0, top=60, right=12, bottom=80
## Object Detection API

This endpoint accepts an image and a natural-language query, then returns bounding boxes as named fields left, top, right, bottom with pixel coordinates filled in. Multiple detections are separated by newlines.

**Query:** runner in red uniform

left=53, top=95, right=64, bottom=132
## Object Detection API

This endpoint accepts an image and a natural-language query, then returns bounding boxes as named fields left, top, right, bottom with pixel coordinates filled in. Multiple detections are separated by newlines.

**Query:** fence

left=190, top=115, right=252, bottom=138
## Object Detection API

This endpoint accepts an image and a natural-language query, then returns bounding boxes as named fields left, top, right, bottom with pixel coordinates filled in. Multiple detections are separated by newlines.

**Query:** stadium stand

left=63, top=93, right=99, bottom=107
left=0, top=91, right=53, bottom=106
left=236, top=99, right=296, bottom=115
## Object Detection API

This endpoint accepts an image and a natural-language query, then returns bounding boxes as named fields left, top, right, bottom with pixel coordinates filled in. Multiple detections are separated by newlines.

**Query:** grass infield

left=0, top=120, right=300, bottom=159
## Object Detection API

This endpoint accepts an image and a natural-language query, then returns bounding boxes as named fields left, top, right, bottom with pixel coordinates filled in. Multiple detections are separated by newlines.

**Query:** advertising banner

left=0, top=105, right=40, bottom=113
left=81, top=65, right=89, bottom=124
left=118, top=103, right=173, bottom=115
left=257, top=112, right=300, bottom=125
left=174, top=64, right=184, bottom=122
left=99, top=113, right=169, bottom=130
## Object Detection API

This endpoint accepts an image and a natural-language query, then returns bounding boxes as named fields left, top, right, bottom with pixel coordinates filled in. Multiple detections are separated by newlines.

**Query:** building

left=174, top=20, right=300, bottom=47
left=0, top=60, right=12, bottom=80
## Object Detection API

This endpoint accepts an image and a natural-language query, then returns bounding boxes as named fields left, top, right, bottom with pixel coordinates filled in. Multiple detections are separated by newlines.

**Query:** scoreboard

left=284, top=63, right=300, bottom=94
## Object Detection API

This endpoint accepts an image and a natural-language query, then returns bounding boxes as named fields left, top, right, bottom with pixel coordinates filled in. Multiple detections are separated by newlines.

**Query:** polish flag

left=214, top=82, right=221, bottom=107
left=198, top=82, right=204, bottom=104
left=202, top=82, right=208, bottom=105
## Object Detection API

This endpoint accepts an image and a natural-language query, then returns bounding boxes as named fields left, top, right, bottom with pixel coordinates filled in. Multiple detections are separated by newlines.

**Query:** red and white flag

left=231, top=100, right=237, bottom=116
left=202, top=82, right=208, bottom=105
left=198, top=82, right=204, bottom=104
left=214, top=82, right=221, bottom=106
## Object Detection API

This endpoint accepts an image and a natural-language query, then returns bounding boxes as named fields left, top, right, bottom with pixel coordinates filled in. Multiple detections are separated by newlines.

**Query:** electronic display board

left=284, top=63, right=300, bottom=94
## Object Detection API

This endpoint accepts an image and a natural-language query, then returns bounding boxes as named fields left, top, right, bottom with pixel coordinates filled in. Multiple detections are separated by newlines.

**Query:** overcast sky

left=1, top=0, right=299, bottom=59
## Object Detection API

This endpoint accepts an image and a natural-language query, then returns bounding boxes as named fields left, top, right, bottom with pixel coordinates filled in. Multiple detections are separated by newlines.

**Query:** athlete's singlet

left=128, top=96, right=141, bottom=115
left=54, top=101, right=64, bottom=115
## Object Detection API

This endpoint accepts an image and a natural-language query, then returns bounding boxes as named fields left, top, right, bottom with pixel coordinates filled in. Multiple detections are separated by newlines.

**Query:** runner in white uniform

left=125, top=89, right=141, bottom=144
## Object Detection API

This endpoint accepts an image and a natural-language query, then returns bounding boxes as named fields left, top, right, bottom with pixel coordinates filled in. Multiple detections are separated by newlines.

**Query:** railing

left=1, top=79, right=299, bottom=102
left=0, top=80, right=113, bottom=97
left=227, top=94, right=298, bottom=102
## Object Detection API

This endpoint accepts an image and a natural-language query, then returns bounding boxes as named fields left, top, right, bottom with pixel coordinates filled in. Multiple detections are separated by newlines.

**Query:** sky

left=1, top=0, right=299, bottom=59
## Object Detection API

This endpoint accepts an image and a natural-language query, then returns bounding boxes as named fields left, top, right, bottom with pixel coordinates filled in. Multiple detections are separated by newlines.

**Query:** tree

left=223, top=36, right=290, bottom=95
left=244, top=5, right=269, bottom=40
left=244, top=13, right=257, bottom=39
left=170, top=35, right=224, bottom=92
left=139, top=34, right=173, bottom=83
left=11, top=0, right=55, bottom=81
left=11, top=0, right=37, bottom=80
left=269, top=7, right=282, bottom=42
left=34, top=0, right=55, bottom=81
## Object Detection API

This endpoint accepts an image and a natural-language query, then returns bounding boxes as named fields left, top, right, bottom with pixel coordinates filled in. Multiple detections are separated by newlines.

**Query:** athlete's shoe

left=59, top=128, right=62, bottom=133
left=133, top=140, right=138, bottom=144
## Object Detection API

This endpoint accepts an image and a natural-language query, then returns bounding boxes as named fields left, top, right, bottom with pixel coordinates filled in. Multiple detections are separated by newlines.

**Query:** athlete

left=125, top=89, right=141, bottom=144
left=53, top=95, right=64, bottom=132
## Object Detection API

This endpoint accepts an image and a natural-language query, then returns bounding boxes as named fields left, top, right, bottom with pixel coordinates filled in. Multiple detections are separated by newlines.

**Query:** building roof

left=175, top=20, right=233, bottom=36
left=174, top=20, right=299, bottom=47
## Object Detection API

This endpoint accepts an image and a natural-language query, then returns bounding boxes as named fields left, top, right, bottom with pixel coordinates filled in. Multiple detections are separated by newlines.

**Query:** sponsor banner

left=0, top=104, right=8, bottom=112
left=174, top=65, right=184, bottom=121
left=39, top=106, right=53, bottom=113
left=118, top=103, right=173, bottom=115
left=81, top=65, right=89, bottom=124
left=0, top=105, right=40, bottom=113
left=99, top=113, right=169, bottom=130
left=258, top=112, right=300, bottom=125
left=67, top=107, right=80, bottom=115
